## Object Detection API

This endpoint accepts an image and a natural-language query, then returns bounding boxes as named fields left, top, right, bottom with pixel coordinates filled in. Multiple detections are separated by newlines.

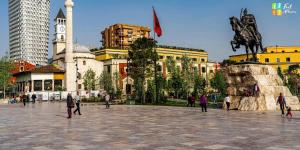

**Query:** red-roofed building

left=11, top=61, right=36, bottom=84
left=13, top=64, right=65, bottom=93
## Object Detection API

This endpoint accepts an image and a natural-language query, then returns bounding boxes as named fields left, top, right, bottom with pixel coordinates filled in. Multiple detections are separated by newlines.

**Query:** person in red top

left=191, top=94, right=196, bottom=107
left=277, top=93, right=286, bottom=117
left=286, top=106, right=292, bottom=119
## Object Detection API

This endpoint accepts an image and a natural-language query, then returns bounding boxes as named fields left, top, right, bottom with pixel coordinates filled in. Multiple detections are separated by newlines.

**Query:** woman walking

left=200, top=94, right=208, bottom=112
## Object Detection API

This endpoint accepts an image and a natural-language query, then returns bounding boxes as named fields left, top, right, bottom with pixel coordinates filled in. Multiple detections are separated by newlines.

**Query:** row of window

left=17, top=80, right=62, bottom=92
left=159, top=55, right=206, bottom=62
left=270, top=50, right=298, bottom=53
left=264, top=57, right=291, bottom=63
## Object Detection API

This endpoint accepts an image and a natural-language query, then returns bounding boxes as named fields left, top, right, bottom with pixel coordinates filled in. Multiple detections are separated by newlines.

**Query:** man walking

left=22, top=94, right=26, bottom=106
left=224, top=94, right=231, bottom=111
left=31, top=93, right=36, bottom=104
left=67, top=93, right=74, bottom=119
left=105, top=93, right=110, bottom=109
left=73, top=92, right=82, bottom=115
left=277, top=92, right=286, bottom=117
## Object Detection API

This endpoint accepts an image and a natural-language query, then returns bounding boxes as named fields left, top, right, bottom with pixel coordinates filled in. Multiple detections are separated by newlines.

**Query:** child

left=286, top=106, right=292, bottom=119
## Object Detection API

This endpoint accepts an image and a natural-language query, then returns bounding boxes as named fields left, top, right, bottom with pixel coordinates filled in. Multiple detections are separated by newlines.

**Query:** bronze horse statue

left=230, top=16, right=264, bottom=62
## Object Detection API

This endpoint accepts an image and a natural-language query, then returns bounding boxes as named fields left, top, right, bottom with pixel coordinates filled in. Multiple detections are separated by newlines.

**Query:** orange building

left=101, top=24, right=151, bottom=49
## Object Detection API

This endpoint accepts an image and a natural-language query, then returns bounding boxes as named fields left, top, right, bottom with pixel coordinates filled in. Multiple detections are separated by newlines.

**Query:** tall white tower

left=53, top=9, right=66, bottom=60
left=65, top=0, right=77, bottom=92
left=8, top=0, right=50, bottom=66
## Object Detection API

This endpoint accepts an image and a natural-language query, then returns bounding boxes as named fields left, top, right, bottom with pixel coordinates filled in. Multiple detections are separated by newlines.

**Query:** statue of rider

left=241, top=8, right=259, bottom=44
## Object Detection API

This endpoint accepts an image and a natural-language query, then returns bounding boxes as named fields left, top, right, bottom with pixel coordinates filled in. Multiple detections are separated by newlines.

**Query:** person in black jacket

left=66, top=93, right=74, bottom=119
left=31, top=93, right=37, bottom=103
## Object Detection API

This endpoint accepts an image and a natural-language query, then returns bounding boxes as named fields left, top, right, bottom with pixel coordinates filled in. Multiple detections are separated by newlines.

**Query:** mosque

left=13, top=0, right=218, bottom=100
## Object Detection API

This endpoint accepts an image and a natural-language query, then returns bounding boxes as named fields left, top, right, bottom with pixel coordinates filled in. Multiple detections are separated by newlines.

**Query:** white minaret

left=64, top=0, right=77, bottom=92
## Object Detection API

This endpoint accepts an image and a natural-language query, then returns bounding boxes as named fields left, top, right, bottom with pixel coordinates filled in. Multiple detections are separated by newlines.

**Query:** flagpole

left=153, top=7, right=158, bottom=104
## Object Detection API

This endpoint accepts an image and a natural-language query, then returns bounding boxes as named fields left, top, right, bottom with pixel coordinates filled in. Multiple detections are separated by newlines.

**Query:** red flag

left=153, top=7, right=162, bottom=37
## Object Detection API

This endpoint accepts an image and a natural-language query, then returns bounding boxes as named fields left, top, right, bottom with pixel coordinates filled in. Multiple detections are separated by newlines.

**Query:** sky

left=1, top=0, right=300, bottom=61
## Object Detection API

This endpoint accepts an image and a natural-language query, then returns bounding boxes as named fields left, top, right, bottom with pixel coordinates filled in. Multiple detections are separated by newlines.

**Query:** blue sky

left=1, top=0, right=300, bottom=61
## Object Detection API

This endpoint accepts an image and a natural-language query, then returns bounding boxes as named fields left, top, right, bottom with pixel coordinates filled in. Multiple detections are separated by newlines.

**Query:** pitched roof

left=55, top=8, right=65, bottom=19
left=31, top=64, right=65, bottom=73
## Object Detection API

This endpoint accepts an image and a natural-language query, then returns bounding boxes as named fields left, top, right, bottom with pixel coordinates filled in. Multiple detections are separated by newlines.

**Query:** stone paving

left=0, top=102, right=300, bottom=150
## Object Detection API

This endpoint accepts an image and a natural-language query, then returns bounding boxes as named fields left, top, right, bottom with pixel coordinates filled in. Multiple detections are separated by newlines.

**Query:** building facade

left=9, top=0, right=50, bottom=66
left=101, top=24, right=151, bottom=49
left=93, top=46, right=218, bottom=94
left=229, top=46, right=300, bottom=72
left=13, top=64, right=65, bottom=93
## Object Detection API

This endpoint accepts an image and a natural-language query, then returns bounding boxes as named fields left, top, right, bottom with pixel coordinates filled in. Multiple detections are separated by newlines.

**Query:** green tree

left=113, top=71, right=122, bottom=99
left=165, top=57, right=183, bottom=99
left=83, top=69, right=96, bottom=93
left=210, top=71, right=227, bottom=96
left=128, top=37, right=156, bottom=104
left=0, top=57, right=14, bottom=99
left=287, top=74, right=300, bottom=95
left=99, top=71, right=113, bottom=94
left=193, top=71, right=206, bottom=97
left=166, top=56, right=176, bottom=75
left=222, top=59, right=236, bottom=67
left=181, top=55, right=193, bottom=98
left=277, top=66, right=284, bottom=81
left=288, top=64, right=300, bottom=74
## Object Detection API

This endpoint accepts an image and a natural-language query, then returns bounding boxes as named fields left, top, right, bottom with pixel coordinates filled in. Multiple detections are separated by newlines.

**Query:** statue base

left=224, top=64, right=300, bottom=111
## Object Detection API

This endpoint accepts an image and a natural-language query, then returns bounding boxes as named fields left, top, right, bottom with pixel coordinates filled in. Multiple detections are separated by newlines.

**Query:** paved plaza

left=0, top=102, right=300, bottom=150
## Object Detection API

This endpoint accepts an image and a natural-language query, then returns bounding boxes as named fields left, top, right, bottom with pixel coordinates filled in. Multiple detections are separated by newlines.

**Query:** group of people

left=19, top=93, right=37, bottom=106
left=66, top=92, right=82, bottom=119
left=277, top=93, right=292, bottom=118
left=66, top=92, right=111, bottom=119
left=187, top=94, right=208, bottom=112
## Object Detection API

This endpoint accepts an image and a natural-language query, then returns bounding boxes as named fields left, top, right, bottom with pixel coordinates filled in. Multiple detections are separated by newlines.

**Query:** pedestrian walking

left=224, top=94, right=231, bottom=111
left=187, top=95, right=192, bottom=107
left=73, top=92, right=82, bottom=115
left=191, top=94, right=196, bottom=107
left=105, top=93, right=110, bottom=109
left=22, top=94, right=26, bottom=106
left=286, top=106, right=292, bottom=119
left=31, top=93, right=36, bottom=104
left=200, top=94, right=208, bottom=112
left=276, top=92, right=286, bottom=117
left=212, top=93, right=217, bottom=104
left=67, top=93, right=74, bottom=119
left=253, top=83, right=260, bottom=96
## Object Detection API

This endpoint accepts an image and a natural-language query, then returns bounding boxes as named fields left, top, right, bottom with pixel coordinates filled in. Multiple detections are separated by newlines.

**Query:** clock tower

left=53, top=8, right=66, bottom=59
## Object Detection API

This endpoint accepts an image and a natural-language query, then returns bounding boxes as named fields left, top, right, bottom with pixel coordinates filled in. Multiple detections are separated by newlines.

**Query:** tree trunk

left=3, top=84, right=6, bottom=99
left=142, top=79, right=145, bottom=104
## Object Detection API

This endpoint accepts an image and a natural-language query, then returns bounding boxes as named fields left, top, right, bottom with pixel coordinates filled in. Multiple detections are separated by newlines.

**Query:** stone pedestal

left=224, top=64, right=300, bottom=111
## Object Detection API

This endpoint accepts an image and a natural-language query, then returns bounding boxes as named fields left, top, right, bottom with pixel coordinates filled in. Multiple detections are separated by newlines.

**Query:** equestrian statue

left=230, top=8, right=264, bottom=62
